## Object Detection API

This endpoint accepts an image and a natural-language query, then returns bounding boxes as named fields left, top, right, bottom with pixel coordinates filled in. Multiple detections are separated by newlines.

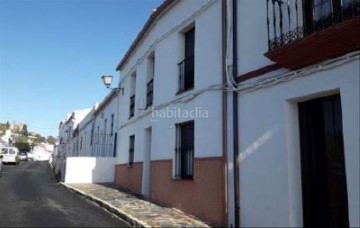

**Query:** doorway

left=141, top=127, right=152, bottom=197
left=298, top=94, right=349, bottom=227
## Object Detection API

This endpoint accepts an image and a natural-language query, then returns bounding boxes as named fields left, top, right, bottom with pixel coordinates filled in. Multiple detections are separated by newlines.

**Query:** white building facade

left=56, top=0, right=359, bottom=226
left=227, top=0, right=360, bottom=227
left=114, top=0, right=226, bottom=225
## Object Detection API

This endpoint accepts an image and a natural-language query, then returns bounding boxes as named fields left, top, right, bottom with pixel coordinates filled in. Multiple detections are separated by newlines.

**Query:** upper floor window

left=178, top=27, right=195, bottom=93
left=146, top=53, right=155, bottom=108
left=110, top=114, right=114, bottom=135
left=129, top=135, right=135, bottom=166
left=174, top=120, right=194, bottom=180
left=90, top=124, right=94, bottom=145
left=104, top=118, right=107, bottom=134
left=304, top=0, right=360, bottom=34
left=129, top=72, right=136, bottom=118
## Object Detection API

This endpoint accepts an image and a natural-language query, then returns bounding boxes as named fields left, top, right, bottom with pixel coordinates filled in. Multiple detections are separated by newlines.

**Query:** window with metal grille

left=178, top=28, right=195, bottom=93
left=110, top=114, right=114, bottom=135
left=174, top=120, right=194, bottom=179
left=304, top=0, right=360, bottom=35
left=129, top=95, right=135, bottom=118
left=129, top=72, right=136, bottom=118
left=90, top=124, right=94, bottom=145
left=129, top=135, right=135, bottom=166
left=146, top=79, right=153, bottom=108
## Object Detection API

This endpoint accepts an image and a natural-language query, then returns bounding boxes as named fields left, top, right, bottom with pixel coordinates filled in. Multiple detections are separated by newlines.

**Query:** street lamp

left=101, top=74, right=114, bottom=89
left=101, top=74, right=124, bottom=94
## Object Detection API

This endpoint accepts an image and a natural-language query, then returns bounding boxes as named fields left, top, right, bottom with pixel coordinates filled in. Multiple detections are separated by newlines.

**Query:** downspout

left=221, top=0, right=228, bottom=225
left=232, top=0, right=240, bottom=227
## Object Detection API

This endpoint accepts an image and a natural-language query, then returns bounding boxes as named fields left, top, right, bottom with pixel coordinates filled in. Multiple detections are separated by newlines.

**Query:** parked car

left=1, top=147, right=20, bottom=165
left=18, top=151, right=28, bottom=161
left=27, top=152, right=35, bottom=161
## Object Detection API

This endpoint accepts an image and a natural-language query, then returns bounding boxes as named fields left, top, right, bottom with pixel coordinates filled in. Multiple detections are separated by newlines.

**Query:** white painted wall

left=64, top=157, right=118, bottom=183
left=236, top=60, right=359, bottom=227
left=116, top=0, right=223, bottom=167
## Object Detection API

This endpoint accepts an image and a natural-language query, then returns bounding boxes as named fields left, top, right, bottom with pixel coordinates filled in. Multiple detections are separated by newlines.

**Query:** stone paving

left=64, top=183, right=210, bottom=227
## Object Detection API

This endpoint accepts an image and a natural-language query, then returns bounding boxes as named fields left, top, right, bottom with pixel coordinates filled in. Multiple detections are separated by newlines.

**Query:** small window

left=129, top=135, right=135, bottom=166
left=130, top=95, right=135, bottom=118
left=146, top=79, right=154, bottom=108
left=146, top=53, right=155, bottom=108
left=174, top=120, right=194, bottom=179
left=129, top=72, right=136, bottom=118
left=110, top=114, right=114, bottom=135
left=90, top=124, right=94, bottom=145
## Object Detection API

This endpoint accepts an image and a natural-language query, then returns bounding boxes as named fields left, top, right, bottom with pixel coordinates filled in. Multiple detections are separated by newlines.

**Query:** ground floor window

left=129, top=135, right=135, bottom=166
left=174, top=120, right=194, bottom=179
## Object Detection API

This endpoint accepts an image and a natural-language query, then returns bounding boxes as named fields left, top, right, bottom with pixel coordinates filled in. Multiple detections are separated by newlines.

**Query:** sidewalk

left=62, top=183, right=210, bottom=227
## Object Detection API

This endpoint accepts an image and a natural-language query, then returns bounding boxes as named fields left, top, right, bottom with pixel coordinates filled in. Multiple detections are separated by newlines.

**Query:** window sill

left=175, top=87, right=194, bottom=96
left=171, top=177, right=193, bottom=181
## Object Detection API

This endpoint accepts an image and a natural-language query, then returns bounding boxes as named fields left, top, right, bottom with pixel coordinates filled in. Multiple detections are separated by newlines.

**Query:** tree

left=15, top=141, right=31, bottom=151
left=46, top=136, right=57, bottom=145
left=6, top=121, right=10, bottom=129
left=22, top=124, right=28, bottom=136
left=34, top=136, right=45, bottom=144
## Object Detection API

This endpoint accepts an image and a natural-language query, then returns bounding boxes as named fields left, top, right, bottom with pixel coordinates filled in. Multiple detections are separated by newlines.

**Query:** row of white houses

left=54, top=0, right=360, bottom=226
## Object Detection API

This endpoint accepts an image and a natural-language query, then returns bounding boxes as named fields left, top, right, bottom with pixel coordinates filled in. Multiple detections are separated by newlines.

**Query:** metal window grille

left=146, top=79, right=154, bottom=108
left=110, top=114, right=114, bottom=135
left=89, top=133, right=115, bottom=157
left=174, top=120, right=194, bottom=179
left=129, top=95, right=135, bottom=118
left=178, top=56, right=194, bottom=93
left=129, top=135, right=135, bottom=166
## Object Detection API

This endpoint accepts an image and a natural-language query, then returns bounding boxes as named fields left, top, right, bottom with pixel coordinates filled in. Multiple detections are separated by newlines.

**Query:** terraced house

left=56, top=0, right=359, bottom=227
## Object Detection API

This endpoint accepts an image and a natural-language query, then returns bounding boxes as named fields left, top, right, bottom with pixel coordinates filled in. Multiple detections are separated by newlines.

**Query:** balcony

left=264, top=0, right=360, bottom=70
left=178, top=56, right=194, bottom=93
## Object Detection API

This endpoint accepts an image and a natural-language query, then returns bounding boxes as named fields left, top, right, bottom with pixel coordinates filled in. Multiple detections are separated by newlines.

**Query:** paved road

left=0, top=161, right=129, bottom=227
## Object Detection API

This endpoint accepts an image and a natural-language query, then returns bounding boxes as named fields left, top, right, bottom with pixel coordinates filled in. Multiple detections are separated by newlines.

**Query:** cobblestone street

left=65, top=183, right=210, bottom=227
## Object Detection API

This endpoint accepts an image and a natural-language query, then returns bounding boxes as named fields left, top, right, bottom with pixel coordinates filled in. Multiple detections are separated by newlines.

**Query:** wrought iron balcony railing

left=266, top=0, right=360, bottom=51
left=146, top=79, right=153, bottom=108
left=178, top=56, right=194, bottom=93
left=129, top=94, right=135, bottom=118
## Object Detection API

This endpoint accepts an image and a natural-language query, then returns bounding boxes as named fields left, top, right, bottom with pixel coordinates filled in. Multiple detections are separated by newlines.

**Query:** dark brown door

left=298, top=94, right=349, bottom=228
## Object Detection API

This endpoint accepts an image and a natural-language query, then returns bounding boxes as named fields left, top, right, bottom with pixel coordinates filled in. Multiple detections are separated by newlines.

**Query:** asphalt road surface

left=0, top=161, right=129, bottom=227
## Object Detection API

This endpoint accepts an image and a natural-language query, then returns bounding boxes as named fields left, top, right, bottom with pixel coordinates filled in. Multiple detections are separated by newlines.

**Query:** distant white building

left=54, top=108, right=91, bottom=181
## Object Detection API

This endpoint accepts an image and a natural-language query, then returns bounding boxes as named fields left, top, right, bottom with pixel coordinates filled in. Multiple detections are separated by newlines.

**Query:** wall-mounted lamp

left=101, top=74, right=114, bottom=89
left=101, top=74, right=124, bottom=94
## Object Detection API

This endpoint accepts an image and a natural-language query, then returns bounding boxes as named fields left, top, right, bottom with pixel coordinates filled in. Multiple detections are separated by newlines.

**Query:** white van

left=1, top=147, right=20, bottom=165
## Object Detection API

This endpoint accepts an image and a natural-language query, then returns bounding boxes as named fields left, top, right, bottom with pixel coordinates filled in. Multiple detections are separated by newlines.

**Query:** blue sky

left=0, top=0, right=163, bottom=137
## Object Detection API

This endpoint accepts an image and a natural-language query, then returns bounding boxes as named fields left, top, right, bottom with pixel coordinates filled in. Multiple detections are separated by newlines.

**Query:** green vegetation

left=15, top=141, right=31, bottom=151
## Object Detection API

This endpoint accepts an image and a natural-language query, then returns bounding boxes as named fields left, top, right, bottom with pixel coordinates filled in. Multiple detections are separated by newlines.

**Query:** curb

left=60, top=182, right=150, bottom=227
